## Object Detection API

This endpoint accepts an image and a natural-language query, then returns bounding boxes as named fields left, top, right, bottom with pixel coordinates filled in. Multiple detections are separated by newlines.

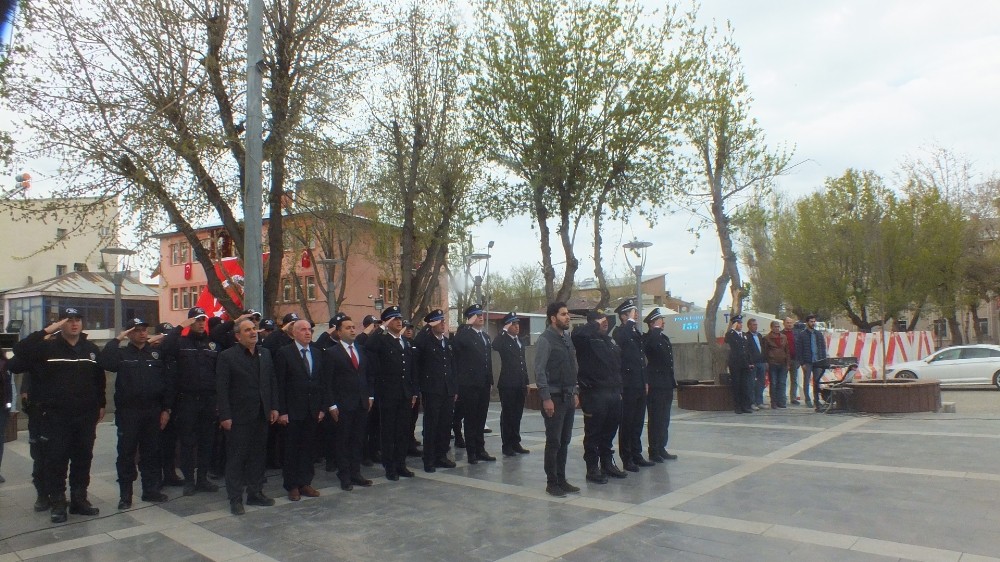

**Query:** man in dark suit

left=274, top=319, right=330, bottom=501
left=365, top=306, right=418, bottom=481
left=745, top=318, right=767, bottom=409
left=412, top=309, right=457, bottom=472
left=726, top=315, right=754, bottom=414
left=356, top=314, right=381, bottom=467
left=325, top=315, right=374, bottom=490
left=216, top=319, right=279, bottom=515
left=643, top=308, right=678, bottom=462
left=452, top=303, right=495, bottom=463
left=493, top=312, right=530, bottom=457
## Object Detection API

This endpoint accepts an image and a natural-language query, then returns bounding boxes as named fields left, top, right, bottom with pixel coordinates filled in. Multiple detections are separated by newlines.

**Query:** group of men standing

left=11, top=296, right=681, bottom=520
left=726, top=314, right=828, bottom=413
left=536, top=299, right=678, bottom=498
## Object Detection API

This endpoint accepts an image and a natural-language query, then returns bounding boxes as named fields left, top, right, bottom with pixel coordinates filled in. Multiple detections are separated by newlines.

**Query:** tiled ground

left=2, top=401, right=1000, bottom=561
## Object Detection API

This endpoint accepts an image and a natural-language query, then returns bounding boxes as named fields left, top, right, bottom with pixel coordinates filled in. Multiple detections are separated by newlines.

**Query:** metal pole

left=485, top=242, right=493, bottom=338
left=635, top=264, right=642, bottom=334
left=113, top=272, right=124, bottom=334
left=243, top=0, right=265, bottom=313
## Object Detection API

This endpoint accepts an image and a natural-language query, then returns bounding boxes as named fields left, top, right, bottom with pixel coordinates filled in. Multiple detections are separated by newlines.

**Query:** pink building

left=154, top=214, right=448, bottom=327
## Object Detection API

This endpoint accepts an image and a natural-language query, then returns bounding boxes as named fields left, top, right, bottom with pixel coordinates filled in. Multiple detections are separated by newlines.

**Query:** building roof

left=3, top=271, right=159, bottom=300
left=575, top=273, right=665, bottom=291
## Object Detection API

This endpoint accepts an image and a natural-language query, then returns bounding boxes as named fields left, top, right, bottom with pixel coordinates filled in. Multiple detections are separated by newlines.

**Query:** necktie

left=753, top=334, right=761, bottom=352
left=349, top=344, right=359, bottom=369
left=481, top=332, right=488, bottom=347
left=301, top=348, right=311, bottom=378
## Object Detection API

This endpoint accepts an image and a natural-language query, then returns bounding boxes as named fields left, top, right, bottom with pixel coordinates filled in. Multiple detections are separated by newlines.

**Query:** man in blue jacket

left=795, top=315, right=828, bottom=412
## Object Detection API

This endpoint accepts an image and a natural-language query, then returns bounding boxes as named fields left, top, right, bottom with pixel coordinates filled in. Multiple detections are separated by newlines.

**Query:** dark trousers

left=334, top=408, right=366, bottom=484
left=452, top=394, right=464, bottom=439
left=38, top=408, right=98, bottom=499
left=460, top=385, right=490, bottom=456
left=810, top=365, right=826, bottom=405
left=543, top=394, right=575, bottom=484
left=752, top=362, right=768, bottom=406
left=27, top=407, right=47, bottom=496
left=421, top=393, right=454, bottom=466
left=210, top=426, right=227, bottom=475
left=176, top=393, right=217, bottom=480
left=580, top=389, right=621, bottom=464
left=768, top=363, right=788, bottom=407
left=646, top=387, right=673, bottom=454
left=115, top=407, right=161, bottom=493
left=282, top=416, right=318, bottom=490
left=224, top=416, right=268, bottom=501
left=619, top=387, right=646, bottom=461
left=498, top=386, right=526, bottom=450
left=365, top=400, right=381, bottom=461
left=379, top=397, right=412, bottom=473
left=159, top=415, right=179, bottom=479
left=0, top=407, right=7, bottom=470
left=321, top=414, right=338, bottom=465
left=729, top=364, right=753, bottom=411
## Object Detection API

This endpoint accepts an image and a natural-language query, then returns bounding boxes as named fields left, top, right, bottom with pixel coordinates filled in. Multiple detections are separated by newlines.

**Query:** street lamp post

left=466, top=243, right=493, bottom=335
left=101, top=247, right=137, bottom=334
left=316, top=258, right=345, bottom=317
left=622, top=241, right=653, bottom=332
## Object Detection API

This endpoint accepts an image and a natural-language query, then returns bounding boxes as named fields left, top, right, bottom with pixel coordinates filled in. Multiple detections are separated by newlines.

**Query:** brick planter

left=847, top=379, right=941, bottom=413
left=677, top=383, right=734, bottom=411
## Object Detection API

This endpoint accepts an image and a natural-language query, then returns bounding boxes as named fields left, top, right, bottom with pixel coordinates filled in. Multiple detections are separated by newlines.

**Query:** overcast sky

left=465, top=0, right=1000, bottom=310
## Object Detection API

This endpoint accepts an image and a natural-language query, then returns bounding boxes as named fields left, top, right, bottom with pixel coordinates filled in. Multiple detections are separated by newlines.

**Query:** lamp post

left=622, top=240, right=652, bottom=332
left=101, top=247, right=137, bottom=334
left=466, top=242, right=493, bottom=335
left=316, top=258, right=345, bottom=317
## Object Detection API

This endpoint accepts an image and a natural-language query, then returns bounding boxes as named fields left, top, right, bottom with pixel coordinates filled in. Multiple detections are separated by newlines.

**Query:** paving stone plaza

left=2, top=401, right=999, bottom=561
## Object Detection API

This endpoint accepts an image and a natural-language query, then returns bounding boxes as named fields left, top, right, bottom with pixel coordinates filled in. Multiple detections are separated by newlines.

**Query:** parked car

left=886, top=345, right=1000, bottom=389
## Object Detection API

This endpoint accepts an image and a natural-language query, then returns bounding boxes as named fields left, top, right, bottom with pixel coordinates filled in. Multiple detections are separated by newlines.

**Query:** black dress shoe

left=34, top=494, right=50, bottom=512
left=351, top=476, right=374, bottom=487
left=634, top=455, right=655, bottom=467
left=742, top=408, right=753, bottom=414
left=545, top=484, right=567, bottom=498
left=622, top=461, right=639, bottom=473
left=118, top=498, right=132, bottom=510
left=340, top=482, right=354, bottom=491
left=478, top=452, right=497, bottom=462
left=513, top=445, right=531, bottom=454
left=141, top=491, right=169, bottom=503
left=162, top=475, right=185, bottom=487
left=398, top=468, right=415, bottom=478
left=434, top=458, right=457, bottom=469
left=502, top=448, right=517, bottom=457
left=467, top=456, right=479, bottom=465
left=424, top=465, right=437, bottom=473
left=386, top=472, right=400, bottom=481
left=735, top=409, right=744, bottom=414
left=649, top=454, right=665, bottom=463
left=662, top=451, right=678, bottom=460
left=558, top=480, right=580, bottom=493
left=246, top=492, right=275, bottom=506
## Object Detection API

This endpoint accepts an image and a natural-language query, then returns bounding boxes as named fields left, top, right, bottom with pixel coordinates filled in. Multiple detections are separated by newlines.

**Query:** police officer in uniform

left=100, top=318, right=174, bottom=508
left=612, top=299, right=653, bottom=471
left=411, top=309, right=457, bottom=472
left=452, top=303, right=495, bottom=463
left=642, top=308, right=678, bottom=462
left=573, top=309, right=625, bottom=483
left=493, top=312, right=530, bottom=457
left=160, top=306, right=221, bottom=496
left=154, top=322, right=184, bottom=488
left=13, top=307, right=105, bottom=523
left=365, top=306, right=418, bottom=480
left=10, top=353, right=49, bottom=511
left=726, top=315, right=754, bottom=414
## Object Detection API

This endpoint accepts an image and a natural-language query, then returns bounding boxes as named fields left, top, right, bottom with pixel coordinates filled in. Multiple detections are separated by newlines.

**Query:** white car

left=886, top=344, right=1000, bottom=389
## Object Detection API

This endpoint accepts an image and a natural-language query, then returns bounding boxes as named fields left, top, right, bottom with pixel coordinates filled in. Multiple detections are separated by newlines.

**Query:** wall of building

left=0, top=197, right=117, bottom=291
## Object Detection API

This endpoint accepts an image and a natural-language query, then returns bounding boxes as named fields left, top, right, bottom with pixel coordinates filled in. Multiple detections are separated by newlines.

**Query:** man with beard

left=161, top=307, right=221, bottom=496
left=365, top=306, right=418, bottom=480
left=642, top=308, right=678, bottom=462
left=573, top=309, right=625, bottom=484
left=412, top=309, right=457, bottom=471
left=535, top=302, right=580, bottom=498
left=13, top=307, right=105, bottom=523
left=325, top=315, right=375, bottom=490
left=100, top=318, right=173, bottom=509
left=217, top=318, right=279, bottom=515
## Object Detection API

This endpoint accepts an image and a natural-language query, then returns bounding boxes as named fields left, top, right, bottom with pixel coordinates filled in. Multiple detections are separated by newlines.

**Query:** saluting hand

left=44, top=318, right=68, bottom=335
left=117, top=327, right=135, bottom=341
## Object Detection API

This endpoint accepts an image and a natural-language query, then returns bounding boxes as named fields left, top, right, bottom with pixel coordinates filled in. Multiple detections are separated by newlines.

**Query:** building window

left=56, top=228, right=67, bottom=240
left=171, top=288, right=180, bottom=310
left=978, top=318, right=989, bottom=337
left=73, top=262, right=87, bottom=272
left=378, top=279, right=395, bottom=305
left=180, top=241, right=190, bottom=263
left=282, top=278, right=293, bottom=302
left=305, top=276, right=316, bottom=300
left=99, top=226, right=111, bottom=237
left=896, top=319, right=907, bottom=332
left=932, top=319, right=948, bottom=338
left=56, top=264, right=67, bottom=276
left=170, top=244, right=180, bottom=265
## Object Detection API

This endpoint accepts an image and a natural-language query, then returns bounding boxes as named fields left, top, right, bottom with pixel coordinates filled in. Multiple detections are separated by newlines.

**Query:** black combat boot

left=49, top=494, right=68, bottom=523
left=118, top=482, right=134, bottom=510
left=602, top=456, right=628, bottom=478
left=69, top=490, right=100, bottom=516
left=585, top=461, right=608, bottom=484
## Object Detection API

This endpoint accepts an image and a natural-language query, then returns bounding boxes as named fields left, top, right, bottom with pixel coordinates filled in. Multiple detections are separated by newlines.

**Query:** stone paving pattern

left=2, top=403, right=1000, bottom=561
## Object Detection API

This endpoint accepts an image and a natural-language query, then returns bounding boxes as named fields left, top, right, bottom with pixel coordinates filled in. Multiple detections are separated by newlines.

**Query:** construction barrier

left=821, top=331, right=935, bottom=381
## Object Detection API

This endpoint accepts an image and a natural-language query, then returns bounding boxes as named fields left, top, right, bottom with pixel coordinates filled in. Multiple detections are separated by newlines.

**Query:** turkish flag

left=194, top=257, right=246, bottom=320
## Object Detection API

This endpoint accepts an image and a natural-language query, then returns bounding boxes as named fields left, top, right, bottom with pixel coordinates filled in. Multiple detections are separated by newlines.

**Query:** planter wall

left=846, top=379, right=941, bottom=413
left=677, top=383, right=734, bottom=411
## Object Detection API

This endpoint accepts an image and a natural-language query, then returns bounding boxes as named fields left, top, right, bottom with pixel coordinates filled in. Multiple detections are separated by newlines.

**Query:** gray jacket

left=534, top=325, right=578, bottom=401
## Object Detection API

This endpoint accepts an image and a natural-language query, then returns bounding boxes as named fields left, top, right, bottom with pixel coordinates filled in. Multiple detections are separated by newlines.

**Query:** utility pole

left=243, top=0, right=265, bottom=313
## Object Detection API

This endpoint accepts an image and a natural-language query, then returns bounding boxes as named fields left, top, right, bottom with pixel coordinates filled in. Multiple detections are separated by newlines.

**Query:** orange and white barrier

left=822, top=331, right=935, bottom=380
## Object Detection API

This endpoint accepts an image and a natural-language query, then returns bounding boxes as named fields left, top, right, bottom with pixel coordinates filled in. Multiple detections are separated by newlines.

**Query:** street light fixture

left=316, top=257, right=345, bottom=316
left=466, top=242, right=494, bottom=335
left=100, top=246, right=137, bottom=334
left=622, top=240, right=653, bottom=332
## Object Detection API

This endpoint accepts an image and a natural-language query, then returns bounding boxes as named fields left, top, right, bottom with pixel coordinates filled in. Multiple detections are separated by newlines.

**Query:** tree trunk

left=947, top=313, right=963, bottom=345
left=970, top=303, right=984, bottom=343
left=593, top=190, right=611, bottom=310
left=554, top=191, right=579, bottom=303
left=705, top=270, right=730, bottom=382
left=532, top=180, right=557, bottom=303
